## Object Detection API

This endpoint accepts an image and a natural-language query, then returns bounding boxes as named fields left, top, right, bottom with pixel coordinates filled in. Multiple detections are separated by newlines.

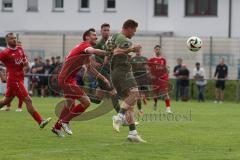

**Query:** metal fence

left=8, top=33, right=239, bottom=101
left=18, top=34, right=240, bottom=80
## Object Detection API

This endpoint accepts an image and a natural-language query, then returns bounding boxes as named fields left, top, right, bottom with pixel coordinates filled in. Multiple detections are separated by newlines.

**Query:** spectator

left=37, top=56, right=45, bottom=97
left=173, top=58, right=183, bottom=101
left=30, top=57, right=45, bottom=96
left=43, top=59, right=53, bottom=96
left=193, top=62, right=207, bottom=102
left=30, top=58, right=40, bottom=96
left=56, top=56, right=62, bottom=66
left=178, top=64, right=190, bottom=101
left=214, top=58, right=228, bottom=104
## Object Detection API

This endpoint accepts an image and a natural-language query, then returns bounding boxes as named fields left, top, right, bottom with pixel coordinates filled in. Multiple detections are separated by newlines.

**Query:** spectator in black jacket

left=214, top=58, right=228, bottom=104
left=173, top=58, right=183, bottom=101
left=178, top=64, right=190, bottom=101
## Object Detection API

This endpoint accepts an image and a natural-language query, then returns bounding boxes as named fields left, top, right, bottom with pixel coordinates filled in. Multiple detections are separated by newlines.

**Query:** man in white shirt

left=193, top=62, right=207, bottom=102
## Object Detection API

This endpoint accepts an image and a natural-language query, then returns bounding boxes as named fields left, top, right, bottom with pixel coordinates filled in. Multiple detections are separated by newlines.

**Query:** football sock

left=111, top=95, right=120, bottom=113
left=137, top=99, right=142, bottom=110
left=129, top=123, right=136, bottom=131
left=18, top=99, right=23, bottom=109
left=32, top=111, right=43, bottom=124
left=62, top=104, right=86, bottom=123
left=165, top=98, right=170, bottom=108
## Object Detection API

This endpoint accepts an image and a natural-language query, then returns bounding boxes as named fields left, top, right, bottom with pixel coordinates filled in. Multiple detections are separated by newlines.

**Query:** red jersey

left=59, top=41, right=92, bottom=83
left=148, top=56, right=168, bottom=80
left=0, top=46, right=28, bottom=83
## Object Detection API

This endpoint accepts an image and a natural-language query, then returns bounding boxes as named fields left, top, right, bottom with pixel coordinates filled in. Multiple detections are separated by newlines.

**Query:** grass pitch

left=0, top=97, right=240, bottom=160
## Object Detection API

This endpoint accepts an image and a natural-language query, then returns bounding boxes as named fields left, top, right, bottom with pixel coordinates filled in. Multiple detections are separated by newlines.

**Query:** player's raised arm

left=85, top=47, right=107, bottom=56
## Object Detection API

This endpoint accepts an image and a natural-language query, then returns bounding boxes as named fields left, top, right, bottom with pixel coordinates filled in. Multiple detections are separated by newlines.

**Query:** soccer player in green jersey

left=91, top=23, right=120, bottom=113
left=130, top=48, right=149, bottom=116
left=106, top=19, right=146, bottom=142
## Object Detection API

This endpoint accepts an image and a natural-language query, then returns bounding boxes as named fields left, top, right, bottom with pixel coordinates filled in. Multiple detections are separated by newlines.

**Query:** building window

left=104, top=0, right=116, bottom=12
left=185, top=0, right=217, bottom=16
left=2, top=0, right=13, bottom=12
left=27, top=0, right=38, bottom=12
left=154, top=0, right=168, bottom=16
left=53, top=0, right=64, bottom=12
left=79, top=0, right=90, bottom=12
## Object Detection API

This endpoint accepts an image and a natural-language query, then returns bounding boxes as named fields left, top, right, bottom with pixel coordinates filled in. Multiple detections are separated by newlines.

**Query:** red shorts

left=152, top=78, right=169, bottom=95
left=6, top=81, right=28, bottom=100
left=58, top=78, right=85, bottom=99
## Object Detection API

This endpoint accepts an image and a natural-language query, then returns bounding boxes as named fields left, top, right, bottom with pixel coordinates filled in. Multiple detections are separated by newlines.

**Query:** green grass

left=0, top=97, right=240, bottom=160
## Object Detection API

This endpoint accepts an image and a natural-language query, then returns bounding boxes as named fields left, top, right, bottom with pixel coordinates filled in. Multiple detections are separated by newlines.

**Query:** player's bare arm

left=86, top=47, right=107, bottom=56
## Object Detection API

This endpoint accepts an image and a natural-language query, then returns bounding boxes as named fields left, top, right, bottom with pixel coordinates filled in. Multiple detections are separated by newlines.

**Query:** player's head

left=5, top=32, right=17, bottom=48
left=101, top=23, right=110, bottom=40
left=219, top=58, right=224, bottom=65
left=135, top=46, right=142, bottom=56
left=154, top=45, right=161, bottom=56
left=83, top=28, right=97, bottom=45
left=46, top=59, right=50, bottom=65
left=196, top=62, right=200, bottom=69
left=177, top=58, right=183, bottom=65
left=122, top=19, right=138, bottom=39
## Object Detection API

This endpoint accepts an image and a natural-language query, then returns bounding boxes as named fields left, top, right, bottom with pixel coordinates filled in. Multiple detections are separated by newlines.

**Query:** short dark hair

left=101, top=23, right=110, bottom=29
left=154, top=45, right=161, bottom=49
left=196, top=62, right=200, bottom=65
left=5, top=33, right=16, bottom=42
left=122, top=19, right=138, bottom=29
left=82, top=28, right=96, bottom=41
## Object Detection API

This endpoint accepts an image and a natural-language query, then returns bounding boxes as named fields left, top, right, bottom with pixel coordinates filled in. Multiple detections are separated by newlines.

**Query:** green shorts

left=111, top=69, right=137, bottom=98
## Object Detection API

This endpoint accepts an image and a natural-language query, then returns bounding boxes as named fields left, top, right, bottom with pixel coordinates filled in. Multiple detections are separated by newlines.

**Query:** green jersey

left=130, top=55, right=148, bottom=75
left=94, top=38, right=106, bottom=64
left=106, top=33, right=133, bottom=71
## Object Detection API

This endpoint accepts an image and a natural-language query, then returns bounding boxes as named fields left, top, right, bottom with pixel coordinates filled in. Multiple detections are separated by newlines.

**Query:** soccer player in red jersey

left=52, top=28, right=110, bottom=137
left=148, top=45, right=172, bottom=113
left=0, top=32, right=51, bottom=128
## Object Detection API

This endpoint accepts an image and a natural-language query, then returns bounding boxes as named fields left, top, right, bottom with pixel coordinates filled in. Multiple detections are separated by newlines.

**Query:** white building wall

left=231, top=0, right=240, bottom=37
left=147, top=0, right=229, bottom=37
left=0, top=0, right=238, bottom=37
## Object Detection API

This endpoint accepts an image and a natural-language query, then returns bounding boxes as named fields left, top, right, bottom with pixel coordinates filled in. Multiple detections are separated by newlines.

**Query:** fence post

left=159, top=35, right=162, bottom=47
left=62, top=34, right=66, bottom=58
left=209, top=36, right=213, bottom=79
left=237, top=80, right=240, bottom=103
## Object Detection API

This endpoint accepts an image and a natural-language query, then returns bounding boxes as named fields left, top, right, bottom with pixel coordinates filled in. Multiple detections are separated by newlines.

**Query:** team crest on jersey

left=15, top=57, right=27, bottom=65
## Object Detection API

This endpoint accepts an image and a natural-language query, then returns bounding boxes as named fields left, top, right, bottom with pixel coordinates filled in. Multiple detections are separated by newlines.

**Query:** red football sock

left=165, top=99, right=170, bottom=108
left=18, top=99, right=23, bottom=109
left=59, top=106, right=71, bottom=120
left=32, top=111, right=43, bottom=124
left=61, top=104, right=86, bottom=123
left=54, top=105, right=71, bottom=130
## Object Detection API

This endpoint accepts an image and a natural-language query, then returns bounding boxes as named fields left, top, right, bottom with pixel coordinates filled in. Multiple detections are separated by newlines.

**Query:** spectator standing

left=193, top=62, right=207, bottom=102
left=173, top=58, right=182, bottom=101
left=178, top=64, right=190, bottom=101
left=214, top=58, right=228, bottom=104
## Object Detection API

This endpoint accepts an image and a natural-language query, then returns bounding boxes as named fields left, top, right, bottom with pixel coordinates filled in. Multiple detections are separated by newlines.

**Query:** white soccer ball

left=187, top=36, right=202, bottom=52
